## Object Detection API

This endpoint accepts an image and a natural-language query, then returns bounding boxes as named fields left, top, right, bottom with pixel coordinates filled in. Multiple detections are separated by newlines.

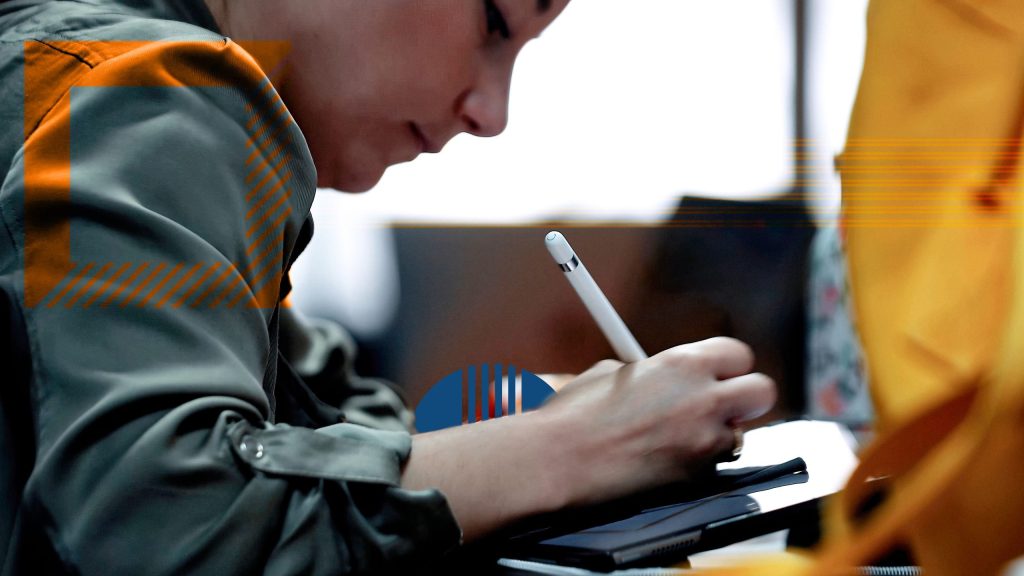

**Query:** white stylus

left=545, top=231, right=648, bottom=363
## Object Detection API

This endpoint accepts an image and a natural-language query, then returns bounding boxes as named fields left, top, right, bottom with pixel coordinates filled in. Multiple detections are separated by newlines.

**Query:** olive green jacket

left=0, top=1, right=461, bottom=574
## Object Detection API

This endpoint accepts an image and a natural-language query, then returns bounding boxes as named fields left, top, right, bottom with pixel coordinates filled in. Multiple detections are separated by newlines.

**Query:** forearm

left=402, top=339, right=776, bottom=542
left=401, top=410, right=579, bottom=541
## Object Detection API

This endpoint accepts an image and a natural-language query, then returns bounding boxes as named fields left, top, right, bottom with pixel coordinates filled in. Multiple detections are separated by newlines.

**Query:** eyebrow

left=537, top=0, right=551, bottom=14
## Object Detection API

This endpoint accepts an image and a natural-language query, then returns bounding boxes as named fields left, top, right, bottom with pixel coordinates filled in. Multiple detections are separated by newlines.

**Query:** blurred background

left=290, top=0, right=873, bottom=424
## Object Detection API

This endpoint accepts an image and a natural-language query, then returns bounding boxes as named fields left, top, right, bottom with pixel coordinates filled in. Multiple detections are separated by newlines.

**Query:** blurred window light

left=807, top=0, right=870, bottom=218
left=332, top=0, right=801, bottom=224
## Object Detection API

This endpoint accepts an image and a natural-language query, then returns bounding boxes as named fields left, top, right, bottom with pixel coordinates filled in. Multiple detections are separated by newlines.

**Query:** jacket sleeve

left=3, top=38, right=460, bottom=575
left=279, top=310, right=417, bottom=433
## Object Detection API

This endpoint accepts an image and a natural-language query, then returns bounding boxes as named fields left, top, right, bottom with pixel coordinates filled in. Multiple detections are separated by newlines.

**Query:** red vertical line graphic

left=515, top=367, right=522, bottom=415
left=120, top=262, right=165, bottom=307
left=84, top=262, right=131, bottom=308
left=461, top=368, right=469, bottom=425
left=137, top=263, right=183, bottom=307
left=245, top=186, right=292, bottom=241
left=493, top=364, right=499, bottom=418
left=155, top=262, right=204, bottom=307
left=174, top=261, right=221, bottom=308
left=46, top=263, right=96, bottom=308
left=469, top=365, right=478, bottom=423
left=479, top=366, right=487, bottom=424
left=481, top=364, right=489, bottom=421
left=487, top=364, right=495, bottom=419
left=475, top=365, right=483, bottom=423
left=475, top=362, right=483, bottom=422
left=101, top=262, right=147, bottom=307
left=193, top=264, right=236, bottom=308
left=65, top=262, right=113, bottom=308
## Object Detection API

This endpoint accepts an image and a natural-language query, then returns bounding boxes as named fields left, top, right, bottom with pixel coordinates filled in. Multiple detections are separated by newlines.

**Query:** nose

left=457, top=68, right=511, bottom=138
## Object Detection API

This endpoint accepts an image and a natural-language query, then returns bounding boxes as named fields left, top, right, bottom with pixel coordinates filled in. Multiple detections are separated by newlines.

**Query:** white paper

left=717, top=419, right=860, bottom=513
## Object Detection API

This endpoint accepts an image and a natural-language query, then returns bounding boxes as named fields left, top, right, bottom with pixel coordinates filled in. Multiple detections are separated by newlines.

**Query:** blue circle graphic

left=415, top=364, right=556, bottom=432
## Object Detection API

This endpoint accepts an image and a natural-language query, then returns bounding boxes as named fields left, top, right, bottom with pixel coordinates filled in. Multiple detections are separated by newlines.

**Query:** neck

left=203, top=0, right=258, bottom=39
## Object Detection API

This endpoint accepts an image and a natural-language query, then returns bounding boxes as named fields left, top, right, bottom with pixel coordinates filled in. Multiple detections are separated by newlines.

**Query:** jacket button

left=239, top=435, right=265, bottom=459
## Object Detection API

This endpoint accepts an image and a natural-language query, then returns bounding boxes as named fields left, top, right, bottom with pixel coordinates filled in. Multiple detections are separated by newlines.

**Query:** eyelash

left=484, top=0, right=511, bottom=39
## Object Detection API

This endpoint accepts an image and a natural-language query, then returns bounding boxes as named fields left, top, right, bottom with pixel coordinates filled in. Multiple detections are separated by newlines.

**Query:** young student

left=0, top=1, right=775, bottom=573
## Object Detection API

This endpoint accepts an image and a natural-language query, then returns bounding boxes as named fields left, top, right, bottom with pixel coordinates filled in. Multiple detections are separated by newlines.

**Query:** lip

left=410, top=122, right=441, bottom=154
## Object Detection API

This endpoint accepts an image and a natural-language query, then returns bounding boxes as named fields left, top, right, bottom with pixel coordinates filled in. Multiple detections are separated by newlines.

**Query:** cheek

left=377, top=6, right=481, bottom=110
left=378, top=50, right=472, bottom=113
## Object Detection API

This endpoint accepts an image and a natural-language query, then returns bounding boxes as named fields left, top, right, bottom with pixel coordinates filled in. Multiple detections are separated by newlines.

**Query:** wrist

left=530, top=404, right=608, bottom=509
left=506, top=409, right=578, bottom=513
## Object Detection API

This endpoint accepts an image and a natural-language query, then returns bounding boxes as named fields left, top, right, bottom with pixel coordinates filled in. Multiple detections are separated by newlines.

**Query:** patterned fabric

left=806, top=224, right=873, bottom=427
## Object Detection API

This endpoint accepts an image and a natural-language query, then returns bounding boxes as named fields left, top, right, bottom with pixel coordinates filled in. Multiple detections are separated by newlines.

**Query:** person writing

left=0, top=0, right=776, bottom=574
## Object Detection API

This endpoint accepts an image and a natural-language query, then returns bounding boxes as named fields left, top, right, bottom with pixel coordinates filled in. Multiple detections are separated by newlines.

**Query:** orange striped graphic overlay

left=22, top=40, right=295, bottom=309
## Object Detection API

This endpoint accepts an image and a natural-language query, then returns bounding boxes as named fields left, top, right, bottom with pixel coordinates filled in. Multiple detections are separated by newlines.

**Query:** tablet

left=500, top=420, right=859, bottom=572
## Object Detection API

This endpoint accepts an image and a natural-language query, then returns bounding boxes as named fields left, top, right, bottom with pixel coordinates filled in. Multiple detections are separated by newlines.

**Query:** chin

left=318, top=164, right=384, bottom=194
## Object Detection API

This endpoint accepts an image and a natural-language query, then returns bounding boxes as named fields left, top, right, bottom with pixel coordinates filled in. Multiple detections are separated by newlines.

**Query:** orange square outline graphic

left=22, top=39, right=292, bottom=310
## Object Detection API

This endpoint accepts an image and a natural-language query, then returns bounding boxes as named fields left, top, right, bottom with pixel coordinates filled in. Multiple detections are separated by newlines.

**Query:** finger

left=712, top=372, right=776, bottom=423
left=666, top=337, right=756, bottom=380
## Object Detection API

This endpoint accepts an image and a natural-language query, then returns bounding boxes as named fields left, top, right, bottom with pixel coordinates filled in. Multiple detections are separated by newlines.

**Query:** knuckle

left=725, top=338, right=756, bottom=366
left=708, top=336, right=754, bottom=361
left=663, top=348, right=708, bottom=373
left=582, top=359, right=622, bottom=378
